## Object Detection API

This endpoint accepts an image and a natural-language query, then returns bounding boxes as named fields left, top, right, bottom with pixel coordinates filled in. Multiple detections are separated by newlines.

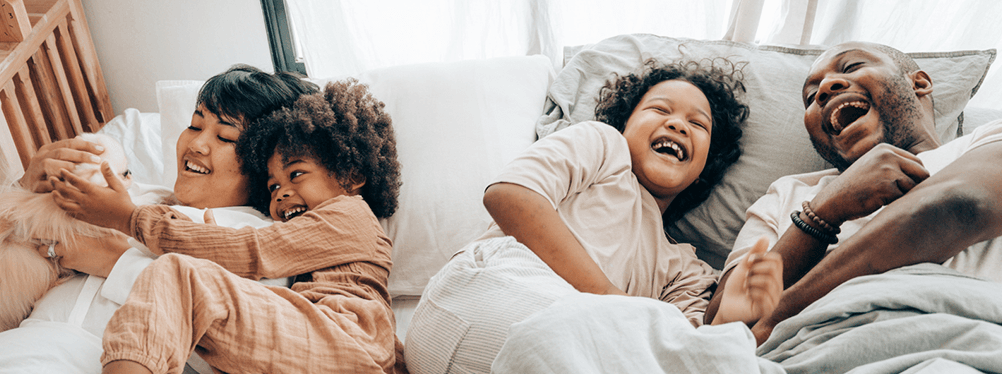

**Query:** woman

left=0, top=65, right=318, bottom=373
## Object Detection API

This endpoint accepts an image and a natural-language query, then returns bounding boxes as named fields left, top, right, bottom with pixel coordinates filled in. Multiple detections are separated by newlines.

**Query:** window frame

left=260, top=0, right=307, bottom=75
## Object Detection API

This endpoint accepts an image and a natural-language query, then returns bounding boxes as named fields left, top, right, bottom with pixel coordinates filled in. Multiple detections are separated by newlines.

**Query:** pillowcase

left=96, top=108, right=165, bottom=187
left=154, top=56, right=553, bottom=296
left=156, top=80, right=204, bottom=191
left=356, top=56, right=553, bottom=296
left=543, top=34, right=995, bottom=268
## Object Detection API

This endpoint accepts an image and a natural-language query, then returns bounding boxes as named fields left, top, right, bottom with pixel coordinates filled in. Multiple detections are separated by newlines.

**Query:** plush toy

left=0, top=133, right=134, bottom=332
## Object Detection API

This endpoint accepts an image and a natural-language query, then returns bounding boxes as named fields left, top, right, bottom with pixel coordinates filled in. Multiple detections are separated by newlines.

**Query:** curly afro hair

left=237, top=79, right=402, bottom=219
left=595, top=58, right=749, bottom=223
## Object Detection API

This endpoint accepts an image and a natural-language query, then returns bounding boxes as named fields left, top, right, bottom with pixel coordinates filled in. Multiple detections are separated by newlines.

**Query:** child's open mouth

left=282, top=206, right=307, bottom=221
left=651, top=137, right=686, bottom=161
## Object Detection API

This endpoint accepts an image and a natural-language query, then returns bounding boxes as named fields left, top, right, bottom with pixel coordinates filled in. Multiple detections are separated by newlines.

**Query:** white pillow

left=359, top=56, right=553, bottom=296
left=96, top=108, right=165, bottom=187
left=544, top=34, right=995, bottom=268
left=153, top=56, right=553, bottom=296
left=156, top=80, right=204, bottom=191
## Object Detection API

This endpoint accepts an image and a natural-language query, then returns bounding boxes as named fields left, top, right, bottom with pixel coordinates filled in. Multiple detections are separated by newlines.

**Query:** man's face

left=801, top=43, right=926, bottom=170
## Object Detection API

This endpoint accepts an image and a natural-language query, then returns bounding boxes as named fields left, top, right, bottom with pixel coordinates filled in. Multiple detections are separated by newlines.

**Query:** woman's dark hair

left=237, top=79, right=402, bottom=218
left=197, top=64, right=319, bottom=127
left=595, top=58, right=749, bottom=223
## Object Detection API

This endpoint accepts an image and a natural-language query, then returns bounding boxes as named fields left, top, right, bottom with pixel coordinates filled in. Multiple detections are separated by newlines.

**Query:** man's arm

left=751, top=141, right=1002, bottom=343
left=706, top=144, right=929, bottom=324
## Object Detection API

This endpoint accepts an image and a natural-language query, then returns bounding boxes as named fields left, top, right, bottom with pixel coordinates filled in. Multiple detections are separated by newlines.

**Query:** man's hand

left=37, top=231, right=132, bottom=278
left=812, top=144, right=930, bottom=225
left=19, top=138, right=105, bottom=193
left=712, top=237, right=783, bottom=326
left=50, top=162, right=136, bottom=234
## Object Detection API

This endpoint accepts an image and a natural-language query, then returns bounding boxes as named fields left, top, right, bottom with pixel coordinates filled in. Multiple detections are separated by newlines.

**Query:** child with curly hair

left=405, top=59, right=782, bottom=373
left=50, top=79, right=404, bottom=374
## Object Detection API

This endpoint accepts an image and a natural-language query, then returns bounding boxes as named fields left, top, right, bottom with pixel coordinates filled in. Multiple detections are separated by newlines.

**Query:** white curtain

left=285, top=0, right=1002, bottom=107
left=804, top=0, right=1002, bottom=108
left=285, top=0, right=733, bottom=78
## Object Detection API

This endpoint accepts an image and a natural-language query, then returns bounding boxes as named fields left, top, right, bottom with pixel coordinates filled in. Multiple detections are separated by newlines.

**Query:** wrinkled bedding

left=492, top=263, right=1002, bottom=374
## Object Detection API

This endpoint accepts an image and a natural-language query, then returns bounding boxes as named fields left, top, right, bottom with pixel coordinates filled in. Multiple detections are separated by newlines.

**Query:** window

left=261, top=0, right=306, bottom=75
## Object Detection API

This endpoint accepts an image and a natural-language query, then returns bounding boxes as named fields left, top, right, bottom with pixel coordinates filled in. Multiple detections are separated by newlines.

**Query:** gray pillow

left=539, top=34, right=995, bottom=268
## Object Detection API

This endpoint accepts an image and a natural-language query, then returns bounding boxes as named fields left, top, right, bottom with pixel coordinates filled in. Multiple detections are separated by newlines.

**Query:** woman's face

left=173, top=104, right=250, bottom=208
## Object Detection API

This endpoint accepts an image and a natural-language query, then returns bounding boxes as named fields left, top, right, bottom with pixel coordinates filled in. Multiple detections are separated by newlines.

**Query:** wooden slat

left=14, top=64, right=49, bottom=145
left=22, top=0, right=56, bottom=15
left=64, top=0, right=110, bottom=126
left=0, top=0, right=31, bottom=42
left=28, top=40, right=71, bottom=140
left=1, top=80, right=34, bottom=166
left=0, top=0, right=66, bottom=87
left=43, top=31, right=80, bottom=135
left=53, top=19, right=91, bottom=131
left=0, top=94, right=23, bottom=177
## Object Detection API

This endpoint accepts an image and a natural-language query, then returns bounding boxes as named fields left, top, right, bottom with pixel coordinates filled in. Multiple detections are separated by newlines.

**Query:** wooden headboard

left=0, top=0, right=112, bottom=179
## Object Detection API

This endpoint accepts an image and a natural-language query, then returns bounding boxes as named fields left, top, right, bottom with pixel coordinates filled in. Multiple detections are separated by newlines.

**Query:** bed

left=4, top=7, right=1002, bottom=371
left=0, top=0, right=112, bottom=181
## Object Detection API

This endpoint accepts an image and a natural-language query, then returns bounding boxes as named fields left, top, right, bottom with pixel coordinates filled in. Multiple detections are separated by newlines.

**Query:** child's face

left=174, top=105, right=250, bottom=209
left=621, top=79, right=712, bottom=211
left=266, top=152, right=358, bottom=222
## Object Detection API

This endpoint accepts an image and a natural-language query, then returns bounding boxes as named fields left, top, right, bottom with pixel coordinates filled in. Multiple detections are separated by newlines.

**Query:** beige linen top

left=479, top=121, right=717, bottom=325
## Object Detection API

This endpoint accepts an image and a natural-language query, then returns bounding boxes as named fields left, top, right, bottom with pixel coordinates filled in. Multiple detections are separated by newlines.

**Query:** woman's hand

left=50, top=162, right=136, bottom=234
left=712, top=236, right=783, bottom=326
left=19, top=138, right=105, bottom=192
left=36, top=231, right=132, bottom=278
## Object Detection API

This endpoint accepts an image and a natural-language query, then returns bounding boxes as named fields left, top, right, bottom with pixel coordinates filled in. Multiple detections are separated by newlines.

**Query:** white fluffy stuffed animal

left=0, top=133, right=134, bottom=332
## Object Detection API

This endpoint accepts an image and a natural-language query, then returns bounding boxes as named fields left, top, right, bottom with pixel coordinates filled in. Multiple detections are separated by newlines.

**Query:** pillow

left=542, top=34, right=995, bottom=268
left=356, top=56, right=553, bottom=296
left=156, top=80, right=204, bottom=191
left=153, top=56, right=553, bottom=296
left=96, top=108, right=165, bottom=187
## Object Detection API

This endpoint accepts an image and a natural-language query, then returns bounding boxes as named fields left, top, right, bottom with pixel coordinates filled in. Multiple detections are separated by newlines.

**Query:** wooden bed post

left=0, top=0, right=30, bottom=42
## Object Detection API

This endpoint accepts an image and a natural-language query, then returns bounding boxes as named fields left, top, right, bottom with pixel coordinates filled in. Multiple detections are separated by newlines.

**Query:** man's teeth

left=652, top=140, right=685, bottom=161
left=829, top=101, right=869, bottom=132
left=283, top=207, right=306, bottom=220
left=186, top=161, right=209, bottom=174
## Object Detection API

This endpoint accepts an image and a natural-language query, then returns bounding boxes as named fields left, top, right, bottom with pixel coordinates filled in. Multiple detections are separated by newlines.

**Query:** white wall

left=81, top=0, right=275, bottom=113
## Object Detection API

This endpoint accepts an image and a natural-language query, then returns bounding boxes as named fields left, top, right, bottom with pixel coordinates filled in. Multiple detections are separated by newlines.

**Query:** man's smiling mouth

left=828, top=100, right=870, bottom=135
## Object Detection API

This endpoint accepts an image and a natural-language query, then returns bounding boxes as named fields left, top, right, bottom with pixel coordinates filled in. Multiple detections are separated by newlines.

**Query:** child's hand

left=712, top=236, right=783, bottom=325
left=50, top=161, right=136, bottom=234
left=37, top=231, right=132, bottom=278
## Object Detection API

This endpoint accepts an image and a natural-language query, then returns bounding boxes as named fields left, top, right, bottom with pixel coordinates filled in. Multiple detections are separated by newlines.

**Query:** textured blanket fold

left=759, top=263, right=1002, bottom=374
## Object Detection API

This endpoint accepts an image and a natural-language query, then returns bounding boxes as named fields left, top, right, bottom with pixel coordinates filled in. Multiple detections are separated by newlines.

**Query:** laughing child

left=405, top=59, right=782, bottom=373
left=51, top=79, right=405, bottom=374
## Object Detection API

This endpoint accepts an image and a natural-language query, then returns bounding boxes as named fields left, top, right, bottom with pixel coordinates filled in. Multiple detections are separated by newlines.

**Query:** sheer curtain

left=804, top=0, right=1002, bottom=108
left=286, top=0, right=1002, bottom=106
left=285, top=0, right=733, bottom=78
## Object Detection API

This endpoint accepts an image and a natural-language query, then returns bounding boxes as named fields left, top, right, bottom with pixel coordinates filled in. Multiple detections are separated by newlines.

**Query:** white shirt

left=726, top=119, right=1002, bottom=282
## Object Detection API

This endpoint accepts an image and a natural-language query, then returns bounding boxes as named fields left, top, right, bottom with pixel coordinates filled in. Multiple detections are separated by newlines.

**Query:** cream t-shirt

left=727, top=119, right=1002, bottom=282
left=479, top=121, right=717, bottom=323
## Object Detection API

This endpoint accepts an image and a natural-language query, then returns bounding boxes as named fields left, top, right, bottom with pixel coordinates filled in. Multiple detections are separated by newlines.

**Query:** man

left=487, top=41, right=1002, bottom=373
left=706, top=41, right=1002, bottom=343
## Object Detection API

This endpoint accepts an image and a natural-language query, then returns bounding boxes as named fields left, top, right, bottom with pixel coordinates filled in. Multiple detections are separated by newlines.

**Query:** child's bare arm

left=50, top=162, right=137, bottom=234
left=711, top=236, right=782, bottom=325
left=484, top=182, right=627, bottom=296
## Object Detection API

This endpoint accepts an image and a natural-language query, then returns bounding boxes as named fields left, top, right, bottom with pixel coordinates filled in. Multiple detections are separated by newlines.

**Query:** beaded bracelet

left=790, top=211, right=838, bottom=244
left=801, top=201, right=840, bottom=235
